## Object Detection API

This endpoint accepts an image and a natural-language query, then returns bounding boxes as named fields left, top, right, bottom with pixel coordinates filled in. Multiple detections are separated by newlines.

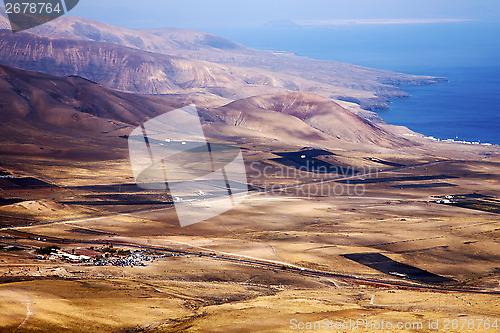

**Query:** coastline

left=207, top=23, right=499, bottom=145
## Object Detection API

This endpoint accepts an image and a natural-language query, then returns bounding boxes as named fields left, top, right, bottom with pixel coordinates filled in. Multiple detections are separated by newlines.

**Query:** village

left=35, top=245, right=174, bottom=267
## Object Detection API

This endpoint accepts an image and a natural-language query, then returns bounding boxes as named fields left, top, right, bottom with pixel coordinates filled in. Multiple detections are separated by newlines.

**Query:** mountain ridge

left=202, top=92, right=410, bottom=147
left=0, top=7, right=446, bottom=111
left=0, top=64, right=414, bottom=160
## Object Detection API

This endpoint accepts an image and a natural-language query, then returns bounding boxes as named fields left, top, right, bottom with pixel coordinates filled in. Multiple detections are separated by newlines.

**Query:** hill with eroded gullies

left=0, top=64, right=416, bottom=161
left=0, top=7, right=446, bottom=111
left=201, top=92, right=411, bottom=147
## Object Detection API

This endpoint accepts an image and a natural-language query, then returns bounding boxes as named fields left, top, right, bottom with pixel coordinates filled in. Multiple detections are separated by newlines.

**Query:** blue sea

left=207, top=22, right=500, bottom=144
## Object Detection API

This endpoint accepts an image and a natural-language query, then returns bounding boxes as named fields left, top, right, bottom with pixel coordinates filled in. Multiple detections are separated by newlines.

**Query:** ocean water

left=207, top=22, right=500, bottom=144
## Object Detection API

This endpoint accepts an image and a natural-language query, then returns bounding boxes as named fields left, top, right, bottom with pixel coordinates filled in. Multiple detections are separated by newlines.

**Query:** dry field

left=0, top=138, right=499, bottom=332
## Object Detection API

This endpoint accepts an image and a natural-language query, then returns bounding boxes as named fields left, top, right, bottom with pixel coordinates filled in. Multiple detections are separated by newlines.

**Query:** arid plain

left=1, top=120, right=499, bottom=332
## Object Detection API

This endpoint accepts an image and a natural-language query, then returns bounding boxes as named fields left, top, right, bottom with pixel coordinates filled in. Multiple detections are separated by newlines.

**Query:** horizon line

left=296, top=18, right=473, bottom=26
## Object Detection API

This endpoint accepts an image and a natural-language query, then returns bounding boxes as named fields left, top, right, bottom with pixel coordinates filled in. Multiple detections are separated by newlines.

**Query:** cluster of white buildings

left=402, top=133, right=495, bottom=146
left=434, top=195, right=457, bottom=204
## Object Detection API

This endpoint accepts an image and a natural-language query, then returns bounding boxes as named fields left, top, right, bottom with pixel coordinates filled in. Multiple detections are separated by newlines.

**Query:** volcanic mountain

left=201, top=92, right=410, bottom=147
left=0, top=8, right=433, bottom=158
left=0, top=63, right=186, bottom=132
left=0, top=64, right=187, bottom=159
left=0, top=7, right=446, bottom=111
left=0, top=64, right=413, bottom=160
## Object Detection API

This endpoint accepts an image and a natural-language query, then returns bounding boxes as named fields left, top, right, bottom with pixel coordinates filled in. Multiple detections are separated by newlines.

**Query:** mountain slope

left=0, top=30, right=247, bottom=94
left=0, top=9, right=247, bottom=54
left=0, top=64, right=414, bottom=162
left=0, top=30, right=390, bottom=103
left=0, top=63, right=186, bottom=133
left=0, top=64, right=191, bottom=159
left=0, top=8, right=446, bottom=110
left=201, top=92, right=412, bottom=147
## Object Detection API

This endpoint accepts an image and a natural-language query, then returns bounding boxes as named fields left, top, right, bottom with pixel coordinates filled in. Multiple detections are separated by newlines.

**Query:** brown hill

left=0, top=29, right=394, bottom=104
left=0, top=64, right=186, bottom=133
left=0, top=64, right=190, bottom=159
left=0, top=64, right=412, bottom=162
left=201, top=92, right=411, bottom=147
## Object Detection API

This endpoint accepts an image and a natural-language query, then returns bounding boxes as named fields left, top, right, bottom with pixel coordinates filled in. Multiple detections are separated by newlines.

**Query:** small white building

left=56, top=250, right=90, bottom=262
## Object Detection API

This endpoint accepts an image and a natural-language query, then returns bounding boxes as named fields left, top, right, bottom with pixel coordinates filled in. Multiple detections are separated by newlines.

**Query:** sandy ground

left=0, top=138, right=499, bottom=332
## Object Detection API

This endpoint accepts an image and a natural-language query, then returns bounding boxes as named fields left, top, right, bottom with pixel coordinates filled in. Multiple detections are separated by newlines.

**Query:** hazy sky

left=70, top=0, right=500, bottom=29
